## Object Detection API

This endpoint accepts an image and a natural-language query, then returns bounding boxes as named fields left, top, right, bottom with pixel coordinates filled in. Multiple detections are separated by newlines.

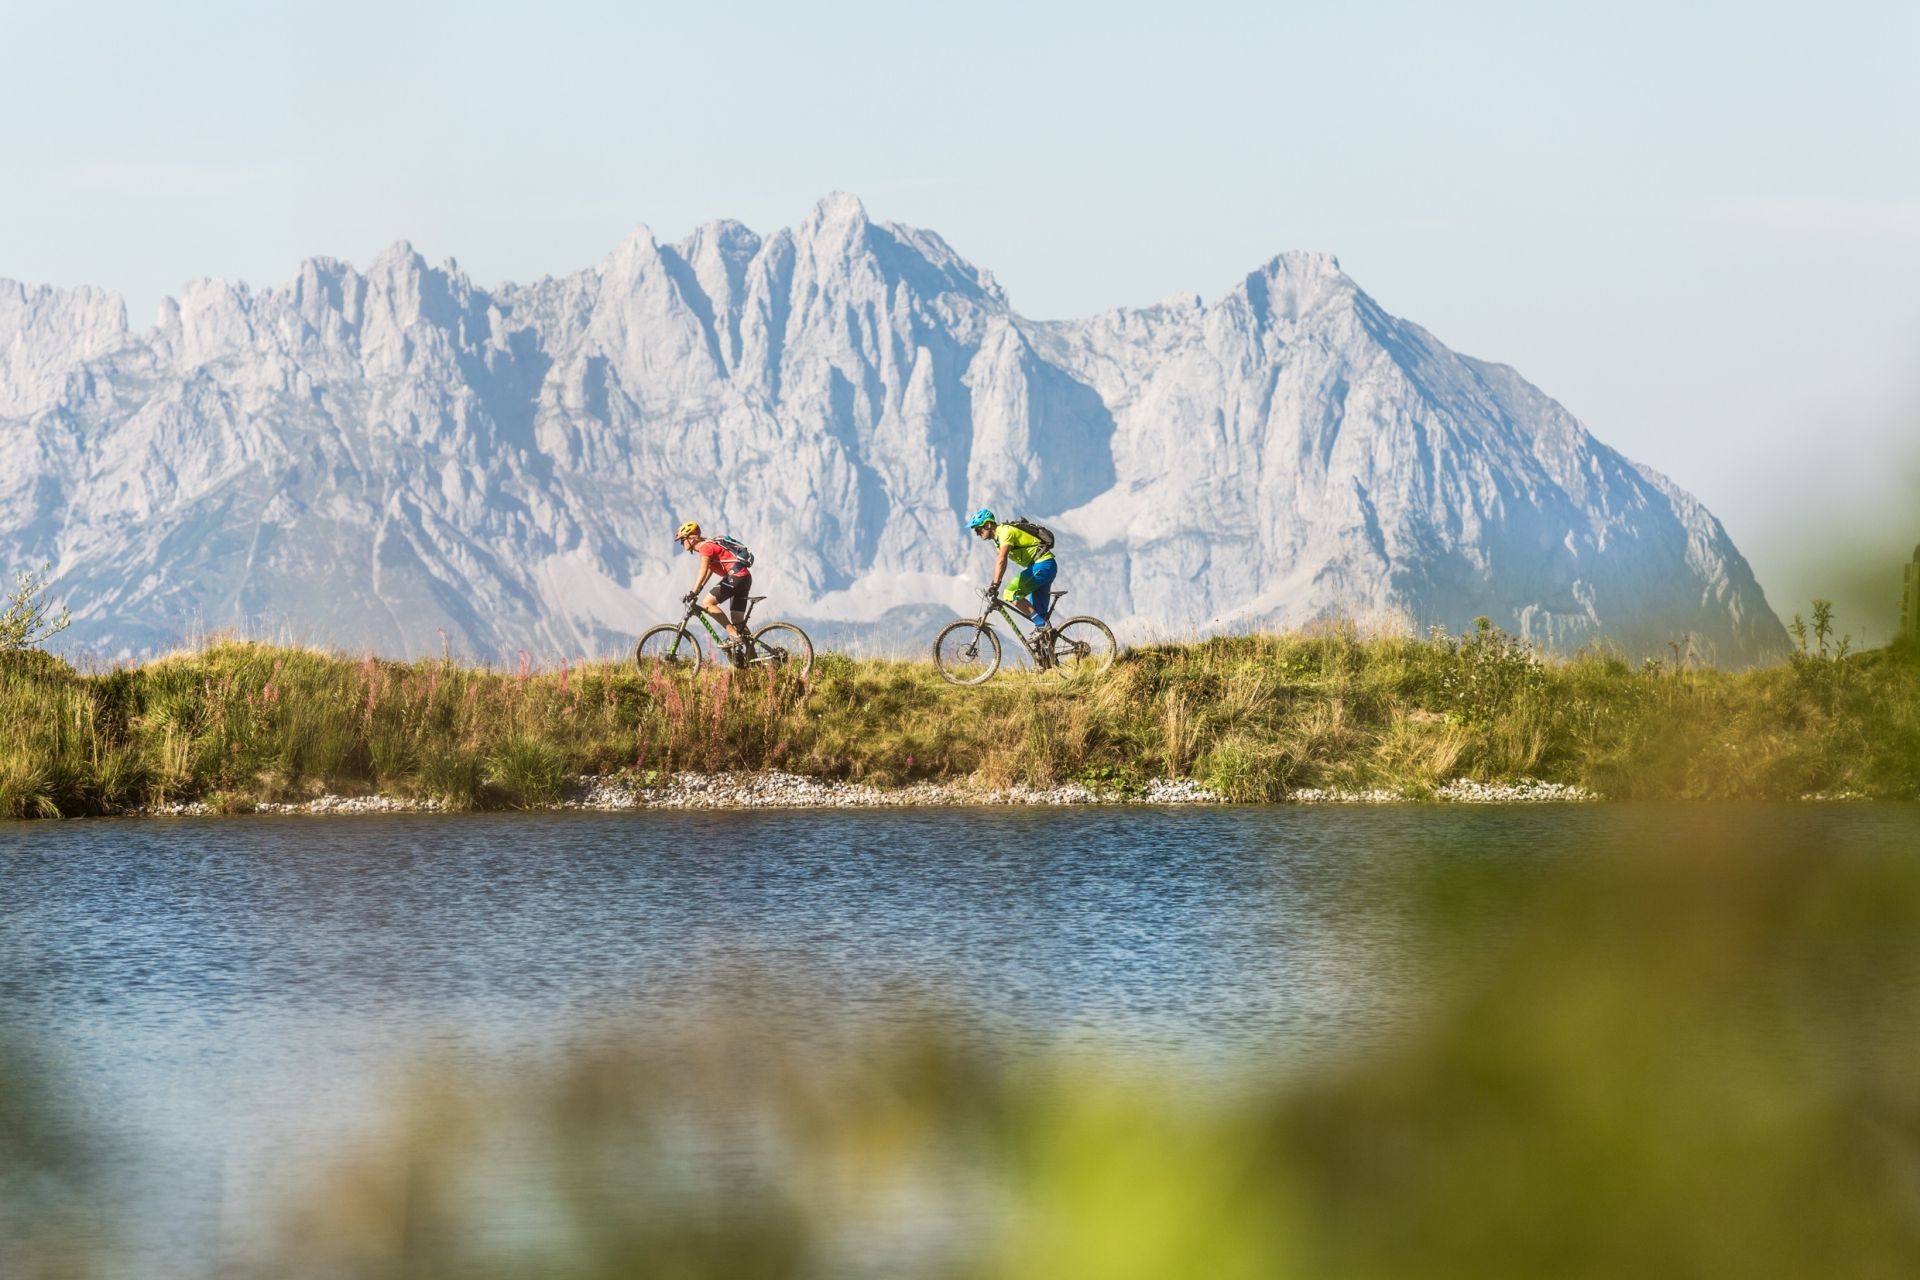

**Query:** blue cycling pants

left=1002, top=556, right=1058, bottom=625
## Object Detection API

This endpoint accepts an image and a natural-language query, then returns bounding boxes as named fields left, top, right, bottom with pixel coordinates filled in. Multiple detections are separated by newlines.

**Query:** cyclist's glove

left=985, top=585, right=1001, bottom=599
left=683, top=591, right=697, bottom=604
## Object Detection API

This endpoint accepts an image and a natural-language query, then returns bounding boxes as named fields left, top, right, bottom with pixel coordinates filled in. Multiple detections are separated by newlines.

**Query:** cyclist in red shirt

left=675, top=520, right=754, bottom=653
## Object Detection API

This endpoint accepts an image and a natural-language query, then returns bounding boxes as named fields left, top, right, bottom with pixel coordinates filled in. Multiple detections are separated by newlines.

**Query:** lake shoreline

left=121, top=770, right=1607, bottom=816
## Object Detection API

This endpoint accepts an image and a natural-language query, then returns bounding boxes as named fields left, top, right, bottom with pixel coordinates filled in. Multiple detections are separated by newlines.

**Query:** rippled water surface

left=4, top=803, right=1915, bottom=1274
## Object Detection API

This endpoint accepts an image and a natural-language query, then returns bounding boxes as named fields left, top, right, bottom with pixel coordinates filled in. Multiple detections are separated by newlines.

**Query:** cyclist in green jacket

left=967, top=508, right=1056, bottom=636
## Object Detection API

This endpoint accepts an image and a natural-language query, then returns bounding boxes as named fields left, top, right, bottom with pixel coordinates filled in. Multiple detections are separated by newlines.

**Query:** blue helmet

left=967, top=507, right=996, bottom=529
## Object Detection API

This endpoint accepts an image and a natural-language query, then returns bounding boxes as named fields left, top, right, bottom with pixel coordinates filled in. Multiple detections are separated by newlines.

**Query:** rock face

left=0, top=194, right=1785, bottom=663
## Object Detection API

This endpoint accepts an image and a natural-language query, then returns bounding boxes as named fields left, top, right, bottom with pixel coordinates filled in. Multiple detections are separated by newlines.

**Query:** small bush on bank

left=0, top=565, right=70, bottom=653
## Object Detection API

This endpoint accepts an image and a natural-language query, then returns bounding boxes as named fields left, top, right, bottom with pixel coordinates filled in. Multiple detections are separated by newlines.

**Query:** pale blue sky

left=4, top=0, right=1916, bottom=633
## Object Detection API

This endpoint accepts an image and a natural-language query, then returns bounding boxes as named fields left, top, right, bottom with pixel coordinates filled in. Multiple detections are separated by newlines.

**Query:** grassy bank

left=2, top=625, right=1916, bottom=818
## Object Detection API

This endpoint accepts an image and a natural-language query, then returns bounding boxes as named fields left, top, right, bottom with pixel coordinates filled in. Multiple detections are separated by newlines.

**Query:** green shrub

left=0, top=761, right=61, bottom=819
left=0, top=565, right=70, bottom=652
left=420, top=751, right=486, bottom=810
left=485, top=736, right=568, bottom=809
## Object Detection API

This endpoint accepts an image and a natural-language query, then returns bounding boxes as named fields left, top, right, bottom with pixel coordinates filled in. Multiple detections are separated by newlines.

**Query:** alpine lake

left=4, top=801, right=1916, bottom=1276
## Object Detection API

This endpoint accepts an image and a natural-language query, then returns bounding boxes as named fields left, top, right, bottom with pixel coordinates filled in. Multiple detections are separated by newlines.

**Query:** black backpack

left=1007, top=517, right=1056, bottom=551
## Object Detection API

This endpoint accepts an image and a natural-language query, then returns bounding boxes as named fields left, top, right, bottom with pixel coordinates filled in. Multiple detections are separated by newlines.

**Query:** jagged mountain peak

left=0, top=280, right=131, bottom=418
left=291, top=254, right=359, bottom=282
left=369, top=238, right=424, bottom=270
left=805, top=189, right=869, bottom=227
left=603, top=224, right=661, bottom=264
left=1, top=277, right=129, bottom=320
left=1227, top=251, right=1359, bottom=326
left=677, top=218, right=763, bottom=258
left=1261, top=249, right=1344, bottom=276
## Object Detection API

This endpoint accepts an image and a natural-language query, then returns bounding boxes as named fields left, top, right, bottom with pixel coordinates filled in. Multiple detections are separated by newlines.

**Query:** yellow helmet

left=675, top=520, right=701, bottom=541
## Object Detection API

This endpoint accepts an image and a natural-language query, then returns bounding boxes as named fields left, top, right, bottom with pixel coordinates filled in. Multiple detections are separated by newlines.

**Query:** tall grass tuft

left=486, top=735, right=568, bottom=809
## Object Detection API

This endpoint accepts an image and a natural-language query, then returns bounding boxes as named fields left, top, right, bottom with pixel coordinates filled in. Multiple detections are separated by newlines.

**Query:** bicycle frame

left=966, top=596, right=1054, bottom=664
left=669, top=598, right=758, bottom=660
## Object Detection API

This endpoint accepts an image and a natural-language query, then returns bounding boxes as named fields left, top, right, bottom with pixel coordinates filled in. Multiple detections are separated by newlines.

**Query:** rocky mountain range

left=0, top=193, right=1785, bottom=664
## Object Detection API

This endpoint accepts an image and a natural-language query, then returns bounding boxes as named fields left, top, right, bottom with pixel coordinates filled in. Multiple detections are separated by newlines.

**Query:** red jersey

left=694, top=538, right=749, bottom=577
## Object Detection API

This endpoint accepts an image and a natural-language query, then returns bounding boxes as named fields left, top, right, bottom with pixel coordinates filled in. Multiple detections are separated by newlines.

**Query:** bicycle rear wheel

left=934, top=620, right=1002, bottom=685
left=750, top=621, right=814, bottom=680
left=1046, top=616, right=1117, bottom=678
left=635, top=625, right=703, bottom=674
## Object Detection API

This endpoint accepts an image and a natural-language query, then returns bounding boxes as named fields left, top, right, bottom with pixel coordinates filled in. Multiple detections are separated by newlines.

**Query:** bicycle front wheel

left=635, top=625, right=704, bottom=674
left=750, top=621, right=815, bottom=680
left=1047, top=616, right=1117, bottom=679
left=934, top=620, right=1002, bottom=686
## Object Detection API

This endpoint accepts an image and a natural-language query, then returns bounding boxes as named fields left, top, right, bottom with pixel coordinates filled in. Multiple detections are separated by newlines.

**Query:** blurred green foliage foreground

left=4, top=620, right=1917, bottom=817
left=5, top=813, right=1919, bottom=1278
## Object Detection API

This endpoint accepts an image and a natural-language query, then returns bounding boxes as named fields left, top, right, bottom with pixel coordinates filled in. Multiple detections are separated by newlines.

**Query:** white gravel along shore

left=135, top=773, right=1598, bottom=816
left=1287, top=779, right=1596, bottom=805
left=144, top=795, right=448, bottom=817
left=562, top=772, right=1595, bottom=811
left=565, top=772, right=1225, bottom=811
left=1435, top=779, right=1597, bottom=803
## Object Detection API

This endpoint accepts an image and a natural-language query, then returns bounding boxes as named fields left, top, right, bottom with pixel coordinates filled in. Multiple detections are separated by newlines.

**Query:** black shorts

left=706, top=573, right=751, bottom=613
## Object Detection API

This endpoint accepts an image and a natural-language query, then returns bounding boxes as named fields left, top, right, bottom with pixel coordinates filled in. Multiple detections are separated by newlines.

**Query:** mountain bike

left=932, top=588, right=1117, bottom=685
left=635, top=595, right=814, bottom=679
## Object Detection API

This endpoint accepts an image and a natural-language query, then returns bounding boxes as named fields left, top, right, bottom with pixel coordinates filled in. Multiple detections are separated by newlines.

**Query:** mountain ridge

left=0, top=193, right=1786, bottom=664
